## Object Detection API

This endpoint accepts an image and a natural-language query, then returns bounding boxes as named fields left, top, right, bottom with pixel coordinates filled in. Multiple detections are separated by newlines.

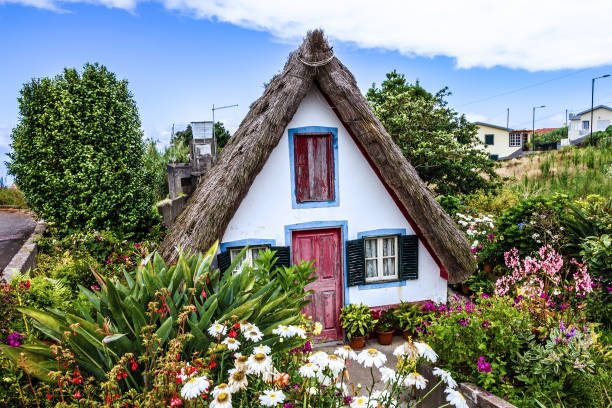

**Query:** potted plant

left=340, top=303, right=376, bottom=349
left=375, top=308, right=396, bottom=345
left=393, top=302, right=419, bottom=340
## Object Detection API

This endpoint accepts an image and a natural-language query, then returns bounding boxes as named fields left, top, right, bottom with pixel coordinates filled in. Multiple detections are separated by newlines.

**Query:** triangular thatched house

left=160, top=30, right=475, bottom=341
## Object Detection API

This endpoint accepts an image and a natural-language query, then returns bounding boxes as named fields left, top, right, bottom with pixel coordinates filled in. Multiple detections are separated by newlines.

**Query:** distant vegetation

left=0, top=185, right=27, bottom=207
left=533, top=127, right=567, bottom=144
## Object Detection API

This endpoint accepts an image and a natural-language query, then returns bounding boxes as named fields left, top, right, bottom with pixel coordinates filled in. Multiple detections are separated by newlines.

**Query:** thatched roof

left=159, top=30, right=476, bottom=283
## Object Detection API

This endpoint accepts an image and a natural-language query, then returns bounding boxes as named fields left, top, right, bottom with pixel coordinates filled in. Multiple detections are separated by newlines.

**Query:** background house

left=568, top=105, right=612, bottom=144
left=475, top=122, right=527, bottom=160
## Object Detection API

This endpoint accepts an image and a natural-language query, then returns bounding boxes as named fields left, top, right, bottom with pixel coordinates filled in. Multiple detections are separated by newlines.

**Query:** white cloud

left=464, top=112, right=487, bottom=123
left=3, top=0, right=612, bottom=71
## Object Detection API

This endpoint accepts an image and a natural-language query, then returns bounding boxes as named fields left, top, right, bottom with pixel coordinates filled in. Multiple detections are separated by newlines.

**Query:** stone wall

left=2, top=219, right=46, bottom=281
left=157, top=195, right=187, bottom=227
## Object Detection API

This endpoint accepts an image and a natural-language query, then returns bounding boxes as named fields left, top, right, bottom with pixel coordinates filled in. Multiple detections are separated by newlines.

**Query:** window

left=293, top=133, right=334, bottom=202
left=489, top=154, right=499, bottom=161
left=582, top=121, right=590, bottom=130
left=484, top=134, right=494, bottom=145
left=509, top=133, right=521, bottom=147
left=230, top=246, right=266, bottom=272
left=364, top=236, right=398, bottom=282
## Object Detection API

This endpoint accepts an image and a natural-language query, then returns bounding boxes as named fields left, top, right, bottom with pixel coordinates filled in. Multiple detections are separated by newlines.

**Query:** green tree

left=214, top=121, right=231, bottom=151
left=366, top=70, right=499, bottom=196
left=143, top=138, right=189, bottom=202
left=7, top=63, right=158, bottom=236
left=173, top=124, right=192, bottom=145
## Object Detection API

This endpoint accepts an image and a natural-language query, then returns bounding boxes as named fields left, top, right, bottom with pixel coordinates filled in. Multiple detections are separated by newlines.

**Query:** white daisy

left=222, top=337, right=240, bottom=351
left=177, top=363, right=196, bottom=382
left=445, top=387, right=469, bottom=408
left=405, top=372, right=428, bottom=390
left=210, top=392, right=232, bottom=408
left=350, top=395, right=368, bottom=408
left=379, top=366, right=396, bottom=383
left=335, top=381, right=348, bottom=394
left=253, top=344, right=271, bottom=355
left=393, top=342, right=419, bottom=360
left=357, top=348, right=387, bottom=368
left=309, top=351, right=329, bottom=368
left=227, top=368, right=248, bottom=392
left=246, top=352, right=272, bottom=376
left=433, top=367, right=457, bottom=388
left=212, top=383, right=232, bottom=397
left=272, top=325, right=294, bottom=338
left=335, top=345, right=357, bottom=360
left=292, top=325, right=307, bottom=339
left=307, top=386, right=319, bottom=395
left=259, top=389, right=286, bottom=406
left=180, top=376, right=209, bottom=400
left=234, top=354, right=249, bottom=371
left=326, top=354, right=345, bottom=374
left=316, top=370, right=332, bottom=386
left=298, top=362, right=319, bottom=378
left=239, top=322, right=254, bottom=333
left=243, top=327, right=263, bottom=342
left=414, top=342, right=438, bottom=363
left=313, top=321, right=323, bottom=335
left=208, top=323, right=227, bottom=338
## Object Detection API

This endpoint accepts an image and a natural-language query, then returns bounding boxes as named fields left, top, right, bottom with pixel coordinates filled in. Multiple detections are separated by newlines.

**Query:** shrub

left=0, top=186, right=27, bottom=207
left=7, top=63, right=158, bottom=237
left=340, top=303, right=376, bottom=339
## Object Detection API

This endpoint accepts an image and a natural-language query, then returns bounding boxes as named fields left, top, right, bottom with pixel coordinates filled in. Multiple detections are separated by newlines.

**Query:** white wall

left=221, top=87, right=447, bottom=305
left=475, top=124, right=520, bottom=159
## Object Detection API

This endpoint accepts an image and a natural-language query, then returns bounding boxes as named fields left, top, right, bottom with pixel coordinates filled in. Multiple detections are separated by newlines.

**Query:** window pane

left=366, top=259, right=378, bottom=278
left=365, top=239, right=377, bottom=258
left=382, top=238, right=395, bottom=256
left=252, top=248, right=261, bottom=260
left=383, top=258, right=395, bottom=277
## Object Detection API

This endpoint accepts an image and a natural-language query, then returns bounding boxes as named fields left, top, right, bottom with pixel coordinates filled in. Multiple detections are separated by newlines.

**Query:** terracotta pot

left=402, top=330, right=413, bottom=341
left=483, top=264, right=493, bottom=273
left=376, top=330, right=394, bottom=345
left=349, top=336, right=366, bottom=350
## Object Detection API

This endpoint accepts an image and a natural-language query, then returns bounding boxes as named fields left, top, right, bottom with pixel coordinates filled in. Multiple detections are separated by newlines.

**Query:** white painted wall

left=221, top=87, right=447, bottom=305
left=475, top=124, right=520, bottom=159
left=569, top=108, right=612, bottom=141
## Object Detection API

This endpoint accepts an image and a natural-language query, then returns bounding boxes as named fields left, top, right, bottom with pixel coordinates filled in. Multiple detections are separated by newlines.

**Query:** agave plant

left=0, top=242, right=313, bottom=389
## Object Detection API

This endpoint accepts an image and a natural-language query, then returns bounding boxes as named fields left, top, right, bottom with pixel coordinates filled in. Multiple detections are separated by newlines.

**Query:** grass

left=497, top=143, right=612, bottom=199
left=0, top=186, right=27, bottom=207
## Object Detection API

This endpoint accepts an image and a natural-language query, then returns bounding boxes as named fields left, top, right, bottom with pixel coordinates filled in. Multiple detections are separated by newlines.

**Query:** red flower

left=209, top=361, right=217, bottom=370
left=73, top=391, right=82, bottom=399
left=170, top=393, right=182, bottom=407
left=234, top=321, right=240, bottom=329
left=130, top=358, right=138, bottom=371
left=46, top=393, right=52, bottom=401
left=228, top=329, right=237, bottom=338
left=201, top=288, right=207, bottom=299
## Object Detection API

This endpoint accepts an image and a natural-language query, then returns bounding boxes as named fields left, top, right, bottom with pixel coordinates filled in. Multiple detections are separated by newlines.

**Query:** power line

left=457, top=69, right=588, bottom=108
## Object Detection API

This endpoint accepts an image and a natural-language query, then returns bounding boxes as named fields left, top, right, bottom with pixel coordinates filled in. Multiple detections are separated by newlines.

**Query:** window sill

left=357, top=279, right=407, bottom=291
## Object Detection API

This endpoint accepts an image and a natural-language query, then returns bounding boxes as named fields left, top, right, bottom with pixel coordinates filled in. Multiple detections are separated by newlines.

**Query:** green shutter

left=217, top=251, right=231, bottom=273
left=485, top=134, right=494, bottom=145
left=399, top=235, right=418, bottom=280
left=271, top=246, right=291, bottom=268
left=346, top=239, right=365, bottom=286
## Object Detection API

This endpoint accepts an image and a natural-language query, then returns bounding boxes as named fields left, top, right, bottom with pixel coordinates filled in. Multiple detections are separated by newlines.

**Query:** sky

left=1, top=0, right=612, bottom=183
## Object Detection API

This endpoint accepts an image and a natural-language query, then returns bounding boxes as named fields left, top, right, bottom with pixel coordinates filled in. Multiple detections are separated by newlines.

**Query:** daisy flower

left=335, top=345, right=357, bottom=360
left=246, top=353, right=272, bottom=376
left=272, top=325, right=294, bottom=338
left=357, top=348, right=387, bottom=368
left=180, top=376, right=209, bottom=400
left=239, top=322, right=254, bottom=333
left=227, top=368, right=248, bottom=392
left=252, top=344, right=271, bottom=355
left=405, top=372, right=428, bottom=390
left=316, top=370, right=332, bottom=386
left=298, top=362, right=319, bottom=378
left=210, top=392, right=232, bottom=408
left=379, top=366, right=396, bottom=383
left=243, top=327, right=263, bottom=342
left=234, top=354, right=249, bottom=371
left=212, top=383, right=232, bottom=397
left=393, top=342, right=419, bottom=360
left=208, top=323, right=227, bottom=338
left=222, top=337, right=240, bottom=351
left=313, top=322, right=323, bottom=335
left=259, top=389, right=285, bottom=406
left=177, top=363, right=196, bottom=383
left=445, top=387, right=469, bottom=408
left=433, top=367, right=457, bottom=388
left=309, top=351, right=329, bottom=368
left=350, top=395, right=368, bottom=408
left=292, top=326, right=307, bottom=339
left=327, top=354, right=345, bottom=374
left=414, top=342, right=438, bottom=363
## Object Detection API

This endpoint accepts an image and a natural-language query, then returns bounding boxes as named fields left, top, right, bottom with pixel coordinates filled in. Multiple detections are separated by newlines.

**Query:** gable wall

left=476, top=124, right=517, bottom=159
left=221, top=88, right=446, bottom=305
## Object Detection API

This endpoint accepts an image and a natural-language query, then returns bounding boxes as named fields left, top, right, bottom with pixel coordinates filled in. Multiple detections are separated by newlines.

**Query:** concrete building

left=567, top=105, right=612, bottom=144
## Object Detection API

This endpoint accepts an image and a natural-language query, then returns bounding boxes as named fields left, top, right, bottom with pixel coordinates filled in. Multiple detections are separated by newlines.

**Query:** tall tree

left=7, top=63, right=158, bottom=236
left=366, top=70, right=499, bottom=196
left=173, top=124, right=192, bottom=145
left=214, top=122, right=231, bottom=151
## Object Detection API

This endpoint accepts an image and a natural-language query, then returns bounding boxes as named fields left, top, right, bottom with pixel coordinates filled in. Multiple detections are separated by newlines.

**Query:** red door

left=292, top=228, right=343, bottom=341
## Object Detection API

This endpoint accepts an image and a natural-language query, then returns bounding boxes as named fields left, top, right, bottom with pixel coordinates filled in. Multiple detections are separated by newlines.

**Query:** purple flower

left=477, top=356, right=492, bottom=373
left=559, top=320, right=566, bottom=332
left=422, top=302, right=436, bottom=312
left=343, top=396, right=353, bottom=405
left=6, top=332, right=24, bottom=348
left=303, top=341, right=312, bottom=353
left=459, top=318, right=470, bottom=327
left=565, top=328, right=576, bottom=339
left=487, top=234, right=494, bottom=241
left=555, top=337, right=561, bottom=343
left=480, top=293, right=490, bottom=299
left=90, top=285, right=100, bottom=291
left=518, top=223, right=526, bottom=230
left=481, top=320, right=490, bottom=329
left=514, top=295, right=523, bottom=304
left=284, top=404, right=294, bottom=408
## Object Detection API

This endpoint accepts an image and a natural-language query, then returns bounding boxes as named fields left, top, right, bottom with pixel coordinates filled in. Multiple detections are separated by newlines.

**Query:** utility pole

left=212, top=104, right=238, bottom=156
left=590, top=74, right=610, bottom=144
left=532, top=105, right=546, bottom=144
left=565, top=109, right=568, bottom=128
left=506, top=108, right=509, bottom=129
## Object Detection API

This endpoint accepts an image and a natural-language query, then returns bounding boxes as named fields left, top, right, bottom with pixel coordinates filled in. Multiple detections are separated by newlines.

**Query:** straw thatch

left=159, top=30, right=476, bottom=283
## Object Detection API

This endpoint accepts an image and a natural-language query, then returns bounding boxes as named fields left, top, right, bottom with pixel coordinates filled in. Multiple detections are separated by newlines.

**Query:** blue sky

left=2, top=0, right=612, bottom=183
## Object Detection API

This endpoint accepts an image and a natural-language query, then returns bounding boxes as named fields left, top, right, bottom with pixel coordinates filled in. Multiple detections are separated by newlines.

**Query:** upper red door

left=292, top=228, right=343, bottom=341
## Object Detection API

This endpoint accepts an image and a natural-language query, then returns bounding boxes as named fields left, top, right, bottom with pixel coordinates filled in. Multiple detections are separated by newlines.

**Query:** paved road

left=0, top=210, right=36, bottom=273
